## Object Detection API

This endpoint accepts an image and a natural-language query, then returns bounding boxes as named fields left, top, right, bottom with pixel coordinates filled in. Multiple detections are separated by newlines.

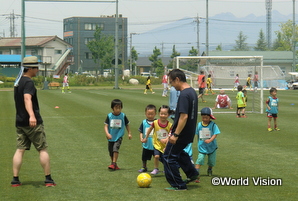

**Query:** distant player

left=232, top=74, right=240, bottom=92
left=212, top=90, right=232, bottom=109
left=62, top=73, right=71, bottom=93
left=205, top=74, right=215, bottom=95
left=197, top=71, right=206, bottom=102
left=245, top=74, right=252, bottom=90
left=266, top=88, right=280, bottom=132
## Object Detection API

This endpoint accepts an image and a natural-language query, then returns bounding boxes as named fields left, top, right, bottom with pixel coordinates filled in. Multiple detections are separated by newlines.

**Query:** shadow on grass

left=22, top=181, right=46, bottom=188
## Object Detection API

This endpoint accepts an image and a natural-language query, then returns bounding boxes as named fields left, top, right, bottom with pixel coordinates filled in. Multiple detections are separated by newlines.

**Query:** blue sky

left=0, top=0, right=297, bottom=38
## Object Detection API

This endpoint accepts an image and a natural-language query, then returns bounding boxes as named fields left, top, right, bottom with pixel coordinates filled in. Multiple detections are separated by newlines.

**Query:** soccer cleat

left=45, top=180, right=56, bottom=187
left=241, top=115, right=247, bottom=118
left=274, top=128, right=280, bottom=131
left=152, top=92, right=155, bottom=94
left=115, top=165, right=120, bottom=170
left=138, top=167, right=148, bottom=173
left=108, top=164, right=115, bottom=170
left=268, top=128, right=273, bottom=132
left=164, top=187, right=187, bottom=191
left=150, top=168, right=159, bottom=175
left=207, top=169, right=212, bottom=176
left=184, top=175, right=199, bottom=184
left=11, top=180, right=22, bottom=187
left=144, top=92, right=147, bottom=94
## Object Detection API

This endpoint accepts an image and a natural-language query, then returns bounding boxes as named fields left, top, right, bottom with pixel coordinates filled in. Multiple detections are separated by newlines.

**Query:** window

left=85, top=23, right=104, bottom=30
left=55, top=50, right=62, bottom=54
left=85, top=37, right=94, bottom=45
left=85, top=52, right=92, bottom=59
left=85, top=23, right=92, bottom=30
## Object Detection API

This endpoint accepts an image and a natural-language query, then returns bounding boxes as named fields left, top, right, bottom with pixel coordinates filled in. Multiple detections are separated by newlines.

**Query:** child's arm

left=142, top=126, right=153, bottom=143
left=266, top=98, right=271, bottom=110
left=204, top=134, right=217, bottom=144
left=125, top=124, right=132, bottom=140
left=140, top=132, right=144, bottom=142
left=104, top=124, right=112, bottom=140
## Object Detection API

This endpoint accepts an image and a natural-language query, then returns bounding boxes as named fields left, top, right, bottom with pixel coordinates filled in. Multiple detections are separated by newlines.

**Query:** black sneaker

left=207, top=169, right=212, bottom=176
left=11, top=180, right=22, bottom=187
left=184, top=175, right=199, bottom=184
left=45, top=179, right=56, bottom=187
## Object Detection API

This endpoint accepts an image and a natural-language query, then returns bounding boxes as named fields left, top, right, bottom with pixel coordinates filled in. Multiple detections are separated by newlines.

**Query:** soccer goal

left=174, top=56, right=271, bottom=114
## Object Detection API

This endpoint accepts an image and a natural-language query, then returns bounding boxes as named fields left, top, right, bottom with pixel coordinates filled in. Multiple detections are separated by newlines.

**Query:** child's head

left=200, top=107, right=216, bottom=123
left=158, top=105, right=171, bottom=120
left=111, top=99, right=123, bottom=115
left=236, top=74, right=239, bottom=77
left=242, top=89, right=247, bottom=95
left=237, top=85, right=243, bottom=91
left=248, top=74, right=251, bottom=77
left=208, top=74, right=211, bottom=78
left=145, top=104, right=156, bottom=120
left=269, top=87, right=277, bottom=96
left=219, top=90, right=225, bottom=95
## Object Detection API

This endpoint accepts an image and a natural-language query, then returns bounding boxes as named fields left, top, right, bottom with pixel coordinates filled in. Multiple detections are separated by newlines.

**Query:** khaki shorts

left=16, top=124, right=48, bottom=151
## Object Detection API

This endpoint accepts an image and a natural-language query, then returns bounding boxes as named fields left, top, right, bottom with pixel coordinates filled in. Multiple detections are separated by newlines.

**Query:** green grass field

left=1, top=86, right=297, bottom=201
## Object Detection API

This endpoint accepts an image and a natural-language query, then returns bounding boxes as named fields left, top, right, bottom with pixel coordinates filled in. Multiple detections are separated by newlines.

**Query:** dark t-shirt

left=172, top=87, right=198, bottom=144
left=14, top=76, right=43, bottom=127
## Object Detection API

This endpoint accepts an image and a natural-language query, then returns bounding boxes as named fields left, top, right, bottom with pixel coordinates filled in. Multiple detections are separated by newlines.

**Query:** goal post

left=174, top=56, right=266, bottom=114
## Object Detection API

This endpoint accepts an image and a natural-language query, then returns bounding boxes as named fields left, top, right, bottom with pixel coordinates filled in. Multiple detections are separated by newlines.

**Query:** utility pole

left=206, top=0, right=209, bottom=56
left=293, top=0, right=296, bottom=72
left=266, top=0, right=272, bottom=49
left=3, top=10, right=19, bottom=37
left=130, top=33, right=137, bottom=74
left=194, top=15, right=203, bottom=56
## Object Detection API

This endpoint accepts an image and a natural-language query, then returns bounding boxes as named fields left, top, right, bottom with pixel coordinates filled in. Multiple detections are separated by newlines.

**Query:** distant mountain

left=133, top=10, right=297, bottom=56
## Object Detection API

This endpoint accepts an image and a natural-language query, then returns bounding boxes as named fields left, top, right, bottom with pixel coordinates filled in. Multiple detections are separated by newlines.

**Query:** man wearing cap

left=163, top=69, right=199, bottom=191
left=11, top=56, right=56, bottom=187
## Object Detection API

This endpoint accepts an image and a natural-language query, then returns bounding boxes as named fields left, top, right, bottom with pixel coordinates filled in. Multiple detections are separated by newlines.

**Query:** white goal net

left=173, top=56, right=285, bottom=114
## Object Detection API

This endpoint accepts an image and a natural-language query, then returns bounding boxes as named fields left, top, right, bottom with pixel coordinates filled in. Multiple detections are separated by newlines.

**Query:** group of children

left=103, top=73, right=280, bottom=186
left=104, top=98, right=220, bottom=183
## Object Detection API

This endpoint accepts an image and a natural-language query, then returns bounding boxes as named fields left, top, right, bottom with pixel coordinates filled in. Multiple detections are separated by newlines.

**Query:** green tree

left=254, top=29, right=267, bottom=51
left=87, top=27, right=114, bottom=75
left=167, top=45, right=181, bottom=69
left=232, top=31, right=250, bottom=51
left=128, top=46, right=138, bottom=74
left=149, top=46, right=164, bottom=77
left=189, top=46, right=198, bottom=56
left=179, top=47, right=199, bottom=72
left=216, top=44, right=222, bottom=51
left=272, top=20, right=298, bottom=51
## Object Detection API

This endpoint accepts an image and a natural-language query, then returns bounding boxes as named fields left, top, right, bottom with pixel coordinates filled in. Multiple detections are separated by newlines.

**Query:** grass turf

left=0, top=87, right=297, bottom=200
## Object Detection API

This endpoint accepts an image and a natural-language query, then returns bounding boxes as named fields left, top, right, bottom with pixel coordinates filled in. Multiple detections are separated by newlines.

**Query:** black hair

left=111, top=99, right=123, bottom=109
left=168, top=69, right=186, bottom=82
left=158, top=105, right=172, bottom=114
left=269, top=87, right=277, bottom=94
left=237, top=85, right=243, bottom=91
left=145, top=104, right=156, bottom=112
left=208, top=74, right=211, bottom=78
left=242, top=89, right=247, bottom=94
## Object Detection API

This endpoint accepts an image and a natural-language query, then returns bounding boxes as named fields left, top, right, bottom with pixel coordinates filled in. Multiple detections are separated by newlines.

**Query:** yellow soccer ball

left=137, top=173, right=152, bottom=188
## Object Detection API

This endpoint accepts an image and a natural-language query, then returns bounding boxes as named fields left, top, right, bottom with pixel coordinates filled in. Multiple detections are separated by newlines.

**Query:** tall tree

left=272, top=20, right=298, bottom=51
left=167, top=45, right=181, bottom=69
left=232, top=31, right=250, bottom=51
left=128, top=46, right=138, bottom=75
left=149, top=46, right=164, bottom=77
left=87, top=27, right=114, bottom=75
left=189, top=46, right=198, bottom=56
left=254, top=29, right=267, bottom=51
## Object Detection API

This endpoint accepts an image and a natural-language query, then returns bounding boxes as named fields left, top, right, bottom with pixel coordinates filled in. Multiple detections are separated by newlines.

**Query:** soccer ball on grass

left=137, top=173, right=152, bottom=188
